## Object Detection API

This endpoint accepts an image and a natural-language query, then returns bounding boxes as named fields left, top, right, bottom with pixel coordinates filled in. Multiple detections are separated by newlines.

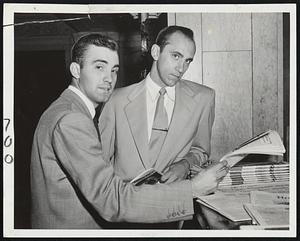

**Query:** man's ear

left=70, top=62, right=80, bottom=79
left=151, top=44, right=160, bottom=61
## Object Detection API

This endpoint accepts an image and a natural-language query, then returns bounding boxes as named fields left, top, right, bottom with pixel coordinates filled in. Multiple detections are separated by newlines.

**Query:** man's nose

left=103, top=72, right=113, bottom=83
left=176, top=61, right=184, bottom=73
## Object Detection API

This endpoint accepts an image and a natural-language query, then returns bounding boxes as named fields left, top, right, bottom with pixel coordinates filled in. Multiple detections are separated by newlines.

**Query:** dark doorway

left=14, top=50, right=68, bottom=228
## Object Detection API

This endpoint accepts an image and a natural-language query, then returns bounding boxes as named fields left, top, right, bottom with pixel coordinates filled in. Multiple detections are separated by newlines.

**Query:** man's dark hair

left=71, top=33, right=119, bottom=67
left=155, top=25, right=195, bottom=52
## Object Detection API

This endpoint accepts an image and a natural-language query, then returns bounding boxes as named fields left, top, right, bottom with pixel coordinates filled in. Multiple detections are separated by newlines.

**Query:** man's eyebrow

left=92, top=60, right=119, bottom=68
left=171, top=50, right=184, bottom=57
left=171, top=51, right=193, bottom=62
left=92, top=59, right=108, bottom=64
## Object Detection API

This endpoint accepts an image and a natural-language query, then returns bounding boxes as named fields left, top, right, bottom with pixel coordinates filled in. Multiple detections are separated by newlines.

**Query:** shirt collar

left=68, top=85, right=96, bottom=118
left=146, top=74, right=175, bottom=102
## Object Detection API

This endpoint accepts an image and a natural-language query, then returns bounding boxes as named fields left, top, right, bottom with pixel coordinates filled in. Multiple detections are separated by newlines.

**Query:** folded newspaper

left=130, top=168, right=162, bottom=186
left=220, top=130, right=286, bottom=167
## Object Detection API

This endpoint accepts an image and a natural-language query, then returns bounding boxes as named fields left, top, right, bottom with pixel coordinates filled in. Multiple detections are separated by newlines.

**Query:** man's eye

left=96, top=65, right=104, bottom=70
left=172, top=54, right=180, bottom=60
left=112, top=69, right=119, bottom=74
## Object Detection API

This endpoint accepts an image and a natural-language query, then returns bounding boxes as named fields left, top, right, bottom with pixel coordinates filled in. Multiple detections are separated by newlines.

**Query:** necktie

left=93, top=104, right=102, bottom=143
left=149, top=88, right=168, bottom=166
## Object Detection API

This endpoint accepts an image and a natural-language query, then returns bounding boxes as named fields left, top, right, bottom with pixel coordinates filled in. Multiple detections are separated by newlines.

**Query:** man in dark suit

left=100, top=26, right=216, bottom=184
left=30, top=33, right=228, bottom=229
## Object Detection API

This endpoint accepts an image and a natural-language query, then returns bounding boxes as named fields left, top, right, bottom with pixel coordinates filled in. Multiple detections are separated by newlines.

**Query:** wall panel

left=175, top=13, right=203, bottom=84
left=252, top=13, right=279, bottom=136
left=202, top=13, right=252, bottom=51
left=203, top=51, right=252, bottom=160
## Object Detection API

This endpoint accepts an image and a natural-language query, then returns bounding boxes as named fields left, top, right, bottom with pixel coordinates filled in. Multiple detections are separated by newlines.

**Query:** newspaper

left=245, top=191, right=289, bottom=227
left=219, top=130, right=286, bottom=167
left=250, top=191, right=289, bottom=205
left=243, top=204, right=289, bottom=226
left=196, top=191, right=252, bottom=222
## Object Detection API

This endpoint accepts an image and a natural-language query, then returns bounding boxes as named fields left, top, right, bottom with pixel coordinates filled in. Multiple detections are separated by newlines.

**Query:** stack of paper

left=219, top=163, right=289, bottom=191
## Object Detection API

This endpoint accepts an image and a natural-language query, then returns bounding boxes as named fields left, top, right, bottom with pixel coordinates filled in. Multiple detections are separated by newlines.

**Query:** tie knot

left=159, top=88, right=166, bottom=96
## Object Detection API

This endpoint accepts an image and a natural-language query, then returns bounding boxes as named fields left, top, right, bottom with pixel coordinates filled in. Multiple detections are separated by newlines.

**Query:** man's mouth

left=170, top=74, right=180, bottom=79
left=99, top=86, right=111, bottom=92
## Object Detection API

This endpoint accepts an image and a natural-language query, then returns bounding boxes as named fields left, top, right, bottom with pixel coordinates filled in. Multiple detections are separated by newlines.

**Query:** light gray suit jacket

left=30, top=89, right=194, bottom=229
left=99, top=79, right=215, bottom=181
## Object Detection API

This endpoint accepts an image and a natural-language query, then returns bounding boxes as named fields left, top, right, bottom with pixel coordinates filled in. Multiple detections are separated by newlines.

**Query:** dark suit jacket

left=99, top=79, right=215, bottom=181
left=30, top=89, right=194, bottom=229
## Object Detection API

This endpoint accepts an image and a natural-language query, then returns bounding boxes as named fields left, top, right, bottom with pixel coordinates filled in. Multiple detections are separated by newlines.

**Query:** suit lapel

left=155, top=81, right=197, bottom=171
left=124, top=81, right=150, bottom=169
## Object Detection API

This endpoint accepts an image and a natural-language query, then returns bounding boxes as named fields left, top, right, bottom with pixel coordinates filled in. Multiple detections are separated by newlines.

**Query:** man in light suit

left=30, top=33, right=228, bottom=229
left=100, top=26, right=215, bottom=184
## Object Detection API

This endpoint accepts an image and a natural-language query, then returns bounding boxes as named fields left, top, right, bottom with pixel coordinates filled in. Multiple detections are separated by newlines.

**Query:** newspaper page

left=243, top=204, right=289, bottom=226
left=196, top=192, right=251, bottom=222
left=220, top=130, right=286, bottom=167
left=250, top=191, right=289, bottom=205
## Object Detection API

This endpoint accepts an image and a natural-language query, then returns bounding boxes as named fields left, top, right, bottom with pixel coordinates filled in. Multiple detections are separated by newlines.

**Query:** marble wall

left=169, top=13, right=284, bottom=161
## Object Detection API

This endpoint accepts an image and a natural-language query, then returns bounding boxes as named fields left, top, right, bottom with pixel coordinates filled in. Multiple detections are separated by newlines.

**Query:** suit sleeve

left=184, top=90, right=215, bottom=167
left=52, top=112, right=194, bottom=223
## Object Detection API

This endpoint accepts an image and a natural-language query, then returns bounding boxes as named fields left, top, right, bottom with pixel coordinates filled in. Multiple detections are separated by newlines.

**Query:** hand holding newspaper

left=195, top=131, right=287, bottom=227
left=220, top=130, right=286, bottom=168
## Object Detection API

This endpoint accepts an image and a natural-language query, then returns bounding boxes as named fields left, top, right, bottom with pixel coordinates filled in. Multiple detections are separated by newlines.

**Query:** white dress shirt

left=68, top=85, right=96, bottom=119
left=146, top=75, right=175, bottom=141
